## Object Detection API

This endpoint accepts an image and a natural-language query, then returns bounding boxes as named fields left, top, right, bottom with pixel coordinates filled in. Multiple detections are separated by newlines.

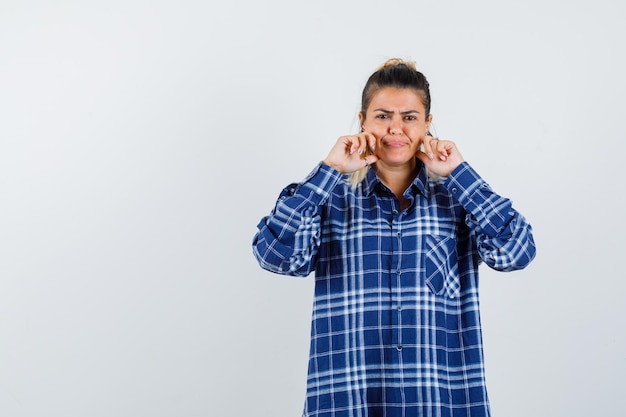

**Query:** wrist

left=322, top=159, right=342, bottom=173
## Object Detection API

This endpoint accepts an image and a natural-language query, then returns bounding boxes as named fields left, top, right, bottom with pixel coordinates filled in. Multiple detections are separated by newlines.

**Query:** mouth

left=382, top=138, right=408, bottom=148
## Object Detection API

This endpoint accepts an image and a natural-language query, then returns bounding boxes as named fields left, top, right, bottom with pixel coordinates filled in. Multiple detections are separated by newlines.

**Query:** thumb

left=415, top=150, right=431, bottom=166
left=364, top=153, right=379, bottom=166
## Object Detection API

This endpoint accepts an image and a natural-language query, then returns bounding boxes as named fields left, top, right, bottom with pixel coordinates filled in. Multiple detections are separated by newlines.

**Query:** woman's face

left=360, top=87, right=431, bottom=167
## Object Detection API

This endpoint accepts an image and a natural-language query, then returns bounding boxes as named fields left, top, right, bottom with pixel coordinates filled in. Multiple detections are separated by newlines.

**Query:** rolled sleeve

left=252, top=162, right=344, bottom=276
left=445, top=162, right=513, bottom=237
left=445, top=162, right=536, bottom=271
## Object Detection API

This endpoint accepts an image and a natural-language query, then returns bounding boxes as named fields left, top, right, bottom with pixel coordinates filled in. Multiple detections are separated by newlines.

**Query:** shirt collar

left=362, top=158, right=430, bottom=198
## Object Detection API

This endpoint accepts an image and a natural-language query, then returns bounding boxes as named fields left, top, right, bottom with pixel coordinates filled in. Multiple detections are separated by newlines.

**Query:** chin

left=378, top=153, right=416, bottom=166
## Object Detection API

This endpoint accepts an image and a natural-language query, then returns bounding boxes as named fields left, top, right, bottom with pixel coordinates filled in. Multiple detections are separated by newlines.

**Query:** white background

left=1, top=1, right=624, bottom=416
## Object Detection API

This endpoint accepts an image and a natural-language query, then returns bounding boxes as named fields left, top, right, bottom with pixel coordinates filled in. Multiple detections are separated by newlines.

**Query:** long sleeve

left=252, top=163, right=344, bottom=277
left=444, top=162, right=536, bottom=271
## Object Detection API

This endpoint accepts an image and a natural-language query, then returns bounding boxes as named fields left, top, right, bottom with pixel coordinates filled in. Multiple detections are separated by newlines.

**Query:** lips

left=382, top=138, right=408, bottom=148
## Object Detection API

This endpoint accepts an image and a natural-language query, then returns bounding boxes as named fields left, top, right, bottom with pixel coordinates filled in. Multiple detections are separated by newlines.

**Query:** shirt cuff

left=444, top=162, right=487, bottom=198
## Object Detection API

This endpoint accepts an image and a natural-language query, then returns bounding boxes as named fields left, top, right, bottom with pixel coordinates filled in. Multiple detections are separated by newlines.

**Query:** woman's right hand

left=322, top=132, right=378, bottom=173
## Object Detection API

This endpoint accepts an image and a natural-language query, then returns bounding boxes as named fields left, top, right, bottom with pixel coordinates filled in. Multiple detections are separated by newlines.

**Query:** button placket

left=393, top=205, right=404, bottom=354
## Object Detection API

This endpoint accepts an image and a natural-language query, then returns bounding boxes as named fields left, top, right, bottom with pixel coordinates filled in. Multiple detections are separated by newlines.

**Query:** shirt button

left=451, top=187, right=458, bottom=194
left=392, top=209, right=398, bottom=215
left=397, top=232, right=401, bottom=237
left=396, top=345, right=403, bottom=352
left=397, top=305, right=402, bottom=311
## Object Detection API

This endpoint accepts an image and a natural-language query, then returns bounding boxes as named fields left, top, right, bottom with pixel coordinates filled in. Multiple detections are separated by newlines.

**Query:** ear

left=358, top=112, right=364, bottom=131
left=426, top=114, right=433, bottom=130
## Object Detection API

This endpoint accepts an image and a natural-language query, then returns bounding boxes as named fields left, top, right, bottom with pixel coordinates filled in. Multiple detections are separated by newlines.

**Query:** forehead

left=367, top=87, right=426, bottom=112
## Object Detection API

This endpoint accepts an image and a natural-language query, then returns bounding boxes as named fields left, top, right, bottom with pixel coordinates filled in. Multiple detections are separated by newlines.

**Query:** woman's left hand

left=416, top=137, right=464, bottom=177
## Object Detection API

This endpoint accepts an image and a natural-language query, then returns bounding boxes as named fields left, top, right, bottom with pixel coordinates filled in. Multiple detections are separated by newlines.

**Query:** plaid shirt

left=253, top=160, right=536, bottom=417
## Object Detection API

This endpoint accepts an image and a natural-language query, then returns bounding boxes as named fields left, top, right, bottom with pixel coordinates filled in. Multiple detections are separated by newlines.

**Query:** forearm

left=445, top=162, right=536, bottom=271
left=252, top=163, right=344, bottom=276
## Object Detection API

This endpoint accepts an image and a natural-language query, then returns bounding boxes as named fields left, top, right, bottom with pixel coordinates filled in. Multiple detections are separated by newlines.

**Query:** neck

left=374, top=158, right=419, bottom=199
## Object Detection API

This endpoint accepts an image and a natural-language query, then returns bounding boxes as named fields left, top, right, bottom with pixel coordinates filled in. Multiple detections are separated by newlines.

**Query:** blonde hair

left=349, top=58, right=432, bottom=189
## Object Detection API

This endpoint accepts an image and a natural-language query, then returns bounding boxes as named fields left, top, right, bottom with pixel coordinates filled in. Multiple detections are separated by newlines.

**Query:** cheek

left=408, top=125, right=426, bottom=138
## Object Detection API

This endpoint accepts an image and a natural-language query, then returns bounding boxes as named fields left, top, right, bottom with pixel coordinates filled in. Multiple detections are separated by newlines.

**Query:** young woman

left=252, top=58, right=536, bottom=417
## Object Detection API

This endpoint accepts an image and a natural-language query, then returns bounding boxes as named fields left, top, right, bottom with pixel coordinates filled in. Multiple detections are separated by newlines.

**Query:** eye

left=375, top=113, right=389, bottom=119
left=404, top=115, right=417, bottom=121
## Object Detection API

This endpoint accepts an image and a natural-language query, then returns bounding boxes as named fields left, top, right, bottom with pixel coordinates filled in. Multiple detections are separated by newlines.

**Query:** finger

left=356, top=133, right=372, bottom=155
left=428, top=138, right=447, bottom=160
left=345, top=136, right=359, bottom=155
left=365, top=153, right=379, bottom=164
left=345, top=135, right=359, bottom=155
left=437, top=140, right=454, bottom=161
left=358, top=134, right=370, bottom=155
left=423, top=137, right=438, bottom=160
left=416, top=150, right=430, bottom=165
left=362, top=131, right=377, bottom=152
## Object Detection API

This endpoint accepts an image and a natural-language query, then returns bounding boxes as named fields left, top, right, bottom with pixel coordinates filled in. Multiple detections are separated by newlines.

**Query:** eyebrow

left=372, top=108, right=421, bottom=115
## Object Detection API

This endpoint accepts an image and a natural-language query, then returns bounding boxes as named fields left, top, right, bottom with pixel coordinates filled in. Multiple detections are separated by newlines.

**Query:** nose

left=389, top=118, right=403, bottom=135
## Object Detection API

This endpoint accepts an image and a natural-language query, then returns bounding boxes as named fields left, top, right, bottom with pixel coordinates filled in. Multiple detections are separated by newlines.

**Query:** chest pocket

left=424, top=235, right=461, bottom=299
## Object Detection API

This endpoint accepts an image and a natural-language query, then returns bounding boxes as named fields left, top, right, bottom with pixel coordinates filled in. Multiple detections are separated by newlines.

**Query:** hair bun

left=379, top=58, right=417, bottom=71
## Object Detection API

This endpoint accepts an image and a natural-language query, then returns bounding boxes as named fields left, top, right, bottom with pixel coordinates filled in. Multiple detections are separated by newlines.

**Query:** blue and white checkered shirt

left=253, top=160, right=536, bottom=417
